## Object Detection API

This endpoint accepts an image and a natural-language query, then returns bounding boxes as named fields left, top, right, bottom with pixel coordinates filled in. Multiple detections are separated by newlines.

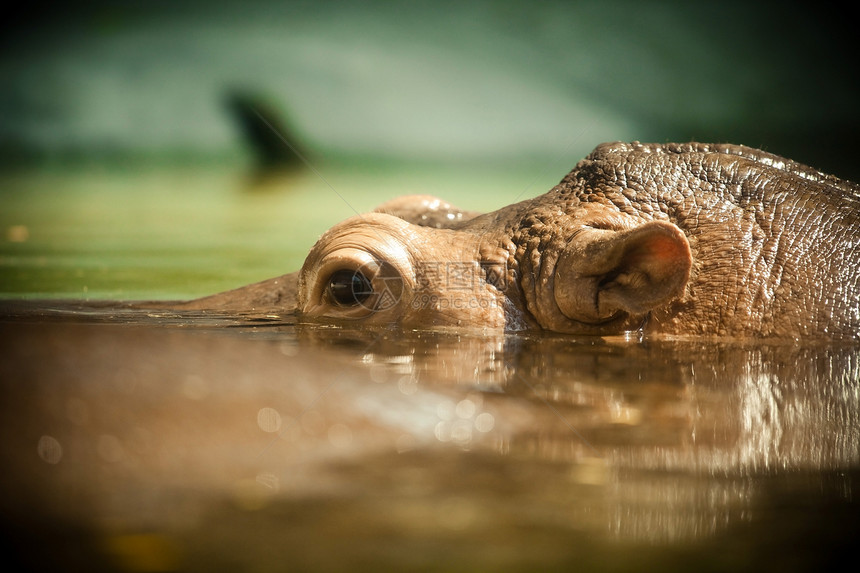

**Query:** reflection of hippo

left=190, top=142, right=860, bottom=338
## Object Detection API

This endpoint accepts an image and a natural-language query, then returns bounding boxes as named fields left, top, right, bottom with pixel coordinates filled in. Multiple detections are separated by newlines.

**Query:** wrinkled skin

left=186, top=142, right=860, bottom=338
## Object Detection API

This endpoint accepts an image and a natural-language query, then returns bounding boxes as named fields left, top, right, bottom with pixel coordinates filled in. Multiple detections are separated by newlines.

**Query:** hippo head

left=297, top=194, right=692, bottom=334
left=192, top=142, right=860, bottom=338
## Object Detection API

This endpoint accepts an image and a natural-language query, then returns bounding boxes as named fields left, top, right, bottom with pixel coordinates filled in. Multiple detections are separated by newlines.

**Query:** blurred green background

left=2, top=1, right=858, bottom=300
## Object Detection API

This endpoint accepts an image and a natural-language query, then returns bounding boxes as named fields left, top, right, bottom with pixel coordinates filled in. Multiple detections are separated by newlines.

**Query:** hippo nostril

left=327, top=269, right=373, bottom=306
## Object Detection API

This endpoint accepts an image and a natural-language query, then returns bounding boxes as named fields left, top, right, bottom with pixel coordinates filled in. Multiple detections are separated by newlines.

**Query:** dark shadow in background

left=1, top=1, right=858, bottom=180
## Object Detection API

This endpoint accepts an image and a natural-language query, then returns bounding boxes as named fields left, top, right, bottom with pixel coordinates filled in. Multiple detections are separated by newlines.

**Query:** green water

left=0, top=162, right=548, bottom=300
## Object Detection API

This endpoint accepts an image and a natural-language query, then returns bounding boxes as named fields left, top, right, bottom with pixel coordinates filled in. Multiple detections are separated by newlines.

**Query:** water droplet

left=474, top=412, right=495, bottom=433
left=455, top=399, right=476, bottom=419
left=37, top=435, right=62, bottom=464
left=434, top=421, right=451, bottom=442
left=257, top=407, right=282, bottom=433
left=256, top=471, right=279, bottom=492
left=450, top=419, right=473, bottom=445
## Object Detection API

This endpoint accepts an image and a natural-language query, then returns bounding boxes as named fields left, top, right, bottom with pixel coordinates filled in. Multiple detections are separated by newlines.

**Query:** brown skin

left=185, top=142, right=860, bottom=338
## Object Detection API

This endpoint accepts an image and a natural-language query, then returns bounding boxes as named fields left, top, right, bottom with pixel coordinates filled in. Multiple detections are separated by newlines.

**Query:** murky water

left=3, top=301, right=858, bottom=571
left=1, top=167, right=858, bottom=571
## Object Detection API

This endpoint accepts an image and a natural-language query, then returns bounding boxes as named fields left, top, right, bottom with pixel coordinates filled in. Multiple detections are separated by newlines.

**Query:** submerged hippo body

left=194, top=142, right=860, bottom=338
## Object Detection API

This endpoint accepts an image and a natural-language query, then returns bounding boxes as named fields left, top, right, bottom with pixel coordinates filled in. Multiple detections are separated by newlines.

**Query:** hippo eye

left=326, top=269, right=373, bottom=306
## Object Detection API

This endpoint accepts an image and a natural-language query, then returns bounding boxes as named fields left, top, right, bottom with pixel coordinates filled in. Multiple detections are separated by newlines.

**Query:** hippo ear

left=554, top=221, right=691, bottom=324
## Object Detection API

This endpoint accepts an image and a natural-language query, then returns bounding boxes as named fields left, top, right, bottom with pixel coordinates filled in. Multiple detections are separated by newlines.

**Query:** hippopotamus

left=185, top=142, right=860, bottom=338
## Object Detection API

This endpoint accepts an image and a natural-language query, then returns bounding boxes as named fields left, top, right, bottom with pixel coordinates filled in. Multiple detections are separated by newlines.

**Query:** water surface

left=1, top=166, right=858, bottom=571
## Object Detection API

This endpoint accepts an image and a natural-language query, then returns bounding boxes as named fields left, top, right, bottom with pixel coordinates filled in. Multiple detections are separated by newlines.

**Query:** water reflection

left=1, top=304, right=858, bottom=570
left=295, top=323, right=860, bottom=545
